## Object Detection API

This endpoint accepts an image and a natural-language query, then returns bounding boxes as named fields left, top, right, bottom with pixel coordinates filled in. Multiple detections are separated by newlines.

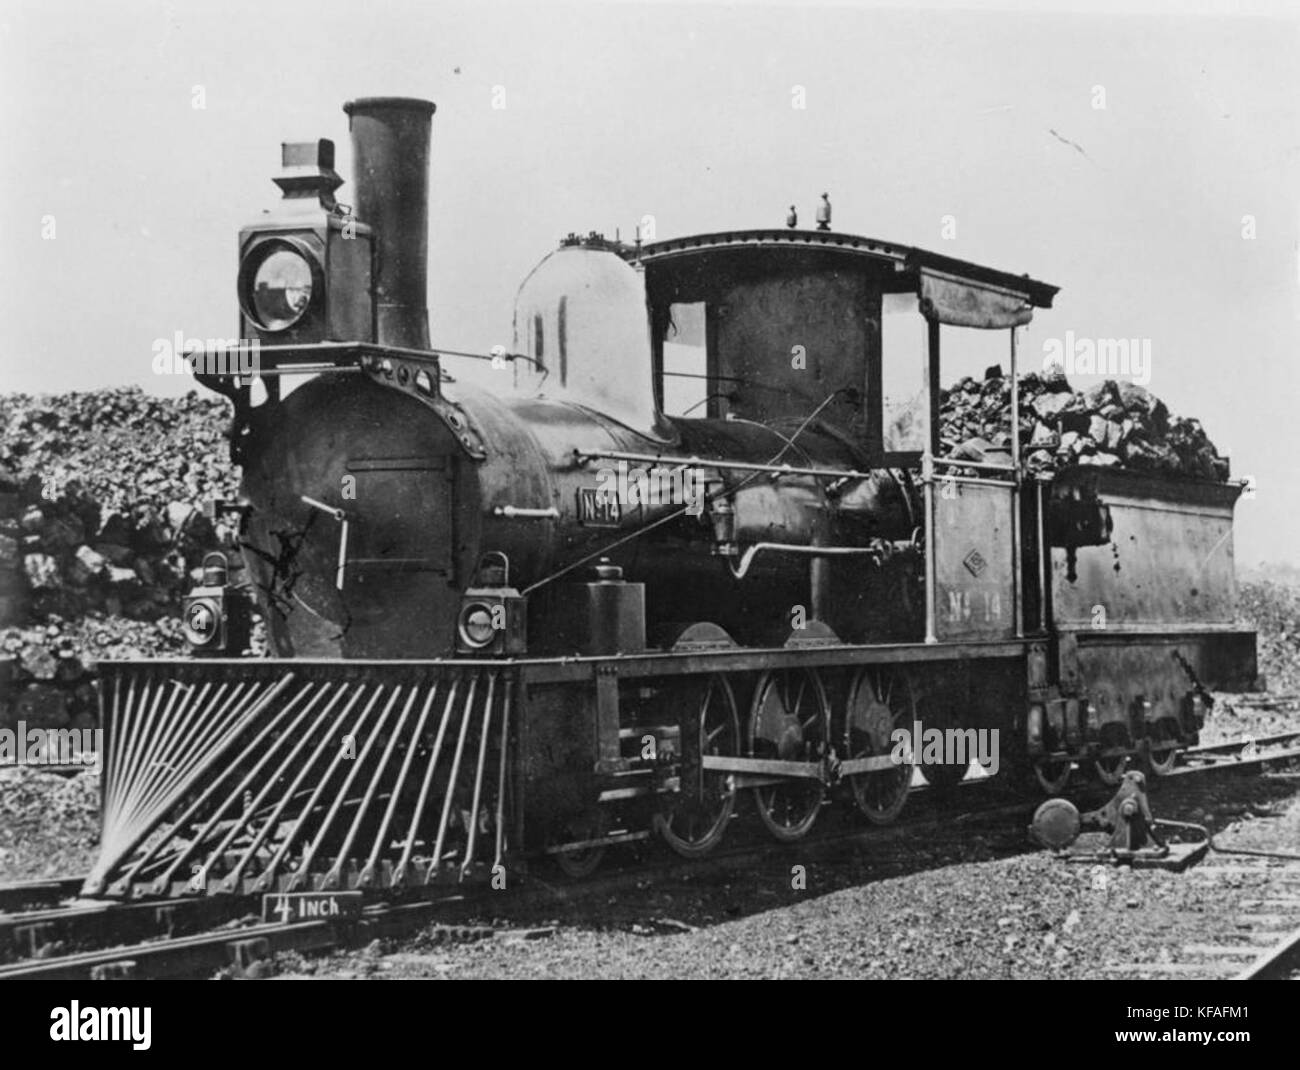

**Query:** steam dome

left=511, top=243, right=658, bottom=433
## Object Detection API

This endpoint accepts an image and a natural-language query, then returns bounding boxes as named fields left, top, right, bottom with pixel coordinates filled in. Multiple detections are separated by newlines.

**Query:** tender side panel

left=1049, top=469, right=1256, bottom=747
left=1052, top=469, right=1242, bottom=631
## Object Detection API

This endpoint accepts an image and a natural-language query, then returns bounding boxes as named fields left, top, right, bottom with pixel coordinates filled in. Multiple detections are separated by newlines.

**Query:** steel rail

left=1182, top=729, right=1300, bottom=757
left=1235, top=924, right=1300, bottom=980
left=0, top=791, right=1037, bottom=980
left=0, top=877, right=86, bottom=914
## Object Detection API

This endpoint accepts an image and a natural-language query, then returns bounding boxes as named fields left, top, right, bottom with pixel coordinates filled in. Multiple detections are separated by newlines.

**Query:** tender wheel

left=1142, top=716, right=1182, bottom=777
left=1032, top=758, right=1073, bottom=795
left=654, top=675, right=741, bottom=859
left=922, top=761, right=967, bottom=794
left=549, top=812, right=607, bottom=879
left=749, top=668, right=830, bottom=842
left=844, top=667, right=915, bottom=825
left=907, top=694, right=968, bottom=795
left=1092, top=722, right=1131, bottom=785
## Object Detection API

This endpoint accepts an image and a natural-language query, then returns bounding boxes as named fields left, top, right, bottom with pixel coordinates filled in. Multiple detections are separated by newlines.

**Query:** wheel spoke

left=655, top=675, right=739, bottom=859
left=846, top=668, right=912, bottom=826
left=750, top=669, right=826, bottom=843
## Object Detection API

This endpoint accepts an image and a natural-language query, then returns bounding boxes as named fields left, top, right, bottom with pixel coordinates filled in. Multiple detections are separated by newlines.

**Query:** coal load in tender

left=938, top=367, right=1229, bottom=482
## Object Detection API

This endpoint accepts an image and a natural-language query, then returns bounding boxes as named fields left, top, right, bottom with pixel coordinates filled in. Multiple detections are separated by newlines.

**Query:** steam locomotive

left=83, top=97, right=1256, bottom=898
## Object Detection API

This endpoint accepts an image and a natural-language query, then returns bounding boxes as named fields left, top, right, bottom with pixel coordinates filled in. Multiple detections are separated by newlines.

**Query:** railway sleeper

left=90, top=961, right=138, bottom=981
left=12, top=921, right=58, bottom=960
left=227, top=937, right=271, bottom=978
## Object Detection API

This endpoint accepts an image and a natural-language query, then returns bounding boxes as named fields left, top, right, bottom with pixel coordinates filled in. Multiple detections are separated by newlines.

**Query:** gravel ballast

left=277, top=755, right=1300, bottom=981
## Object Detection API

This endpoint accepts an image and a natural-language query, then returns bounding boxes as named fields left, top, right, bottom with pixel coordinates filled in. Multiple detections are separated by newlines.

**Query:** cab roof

left=631, top=228, right=1059, bottom=310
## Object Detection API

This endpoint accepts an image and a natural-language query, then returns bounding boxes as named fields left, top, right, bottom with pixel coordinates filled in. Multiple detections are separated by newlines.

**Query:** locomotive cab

left=635, top=229, right=1057, bottom=466
left=631, top=229, right=1060, bottom=648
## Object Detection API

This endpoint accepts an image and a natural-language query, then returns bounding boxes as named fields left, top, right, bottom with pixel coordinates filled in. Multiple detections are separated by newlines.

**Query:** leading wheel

left=749, top=669, right=830, bottom=843
left=549, top=811, right=607, bottom=879
left=654, top=675, right=741, bottom=859
left=844, top=667, right=915, bottom=825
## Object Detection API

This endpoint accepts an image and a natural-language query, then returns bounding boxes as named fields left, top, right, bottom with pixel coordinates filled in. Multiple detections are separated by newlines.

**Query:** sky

left=1, top=0, right=1297, bottom=567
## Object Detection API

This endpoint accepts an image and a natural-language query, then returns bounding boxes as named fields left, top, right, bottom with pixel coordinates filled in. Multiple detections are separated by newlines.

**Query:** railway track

left=1237, top=924, right=1300, bottom=979
left=1097, top=746, right=1300, bottom=980
left=1169, top=729, right=1300, bottom=777
left=0, top=876, right=86, bottom=914
left=0, top=779, right=1046, bottom=979
left=3, top=727, right=1297, bottom=980
left=0, top=892, right=256, bottom=965
left=1106, top=849, right=1300, bottom=979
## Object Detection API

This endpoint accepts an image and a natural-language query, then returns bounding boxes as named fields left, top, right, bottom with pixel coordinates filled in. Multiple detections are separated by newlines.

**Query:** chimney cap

left=273, top=139, right=343, bottom=199
left=282, top=138, right=335, bottom=170
left=343, top=96, right=436, bottom=117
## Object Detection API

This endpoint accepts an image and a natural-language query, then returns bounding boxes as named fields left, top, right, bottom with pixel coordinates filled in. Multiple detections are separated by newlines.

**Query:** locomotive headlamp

left=238, top=238, right=321, bottom=333
left=234, top=136, right=379, bottom=350
left=252, top=249, right=314, bottom=329
left=457, top=602, right=497, bottom=649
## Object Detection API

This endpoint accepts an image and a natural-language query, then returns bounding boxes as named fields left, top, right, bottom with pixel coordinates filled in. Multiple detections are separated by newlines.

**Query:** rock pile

left=1, top=615, right=189, bottom=732
left=0, top=387, right=239, bottom=624
left=0, top=387, right=242, bottom=730
left=939, top=369, right=1229, bottom=481
left=0, top=763, right=101, bottom=879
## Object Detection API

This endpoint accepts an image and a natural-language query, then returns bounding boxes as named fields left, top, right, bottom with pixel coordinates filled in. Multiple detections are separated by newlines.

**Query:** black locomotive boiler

left=83, top=97, right=1256, bottom=898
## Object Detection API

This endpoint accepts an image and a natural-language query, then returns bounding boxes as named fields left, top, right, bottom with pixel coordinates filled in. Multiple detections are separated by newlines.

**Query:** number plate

left=577, top=487, right=621, bottom=527
left=262, top=891, right=363, bottom=923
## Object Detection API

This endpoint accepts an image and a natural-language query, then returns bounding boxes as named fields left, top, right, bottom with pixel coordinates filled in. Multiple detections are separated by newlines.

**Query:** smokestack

left=343, top=97, right=436, bottom=349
